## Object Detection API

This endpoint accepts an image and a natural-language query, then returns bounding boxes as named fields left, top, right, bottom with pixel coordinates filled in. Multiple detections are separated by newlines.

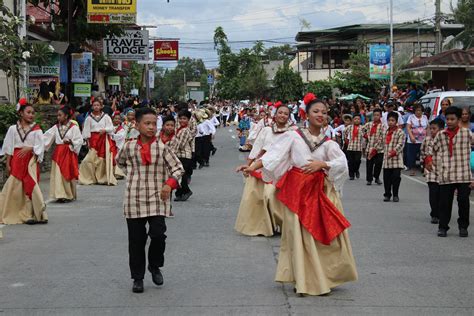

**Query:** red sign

left=154, top=41, right=179, bottom=61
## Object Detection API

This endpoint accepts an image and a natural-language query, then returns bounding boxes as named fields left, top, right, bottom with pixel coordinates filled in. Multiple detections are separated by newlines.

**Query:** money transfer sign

left=103, top=30, right=148, bottom=61
left=154, top=41, right=179, bottom=61
left=87, top=0, right=136, bottom=24
left=369, top=44, right=391, bottom=80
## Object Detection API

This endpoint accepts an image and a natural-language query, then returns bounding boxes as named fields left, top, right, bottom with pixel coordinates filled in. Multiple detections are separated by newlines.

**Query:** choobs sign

left=103, top=30, right=149, bottom=61
left=154, top=41, right=179, bottom=61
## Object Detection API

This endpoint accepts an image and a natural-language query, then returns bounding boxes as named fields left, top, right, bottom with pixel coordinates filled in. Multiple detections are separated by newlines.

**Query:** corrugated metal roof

left=404, top=49, right=474, bottom=70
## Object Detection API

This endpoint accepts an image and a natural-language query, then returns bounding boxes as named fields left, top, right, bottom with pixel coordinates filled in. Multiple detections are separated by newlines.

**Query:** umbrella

left=339, top=94, right=371, bottom=101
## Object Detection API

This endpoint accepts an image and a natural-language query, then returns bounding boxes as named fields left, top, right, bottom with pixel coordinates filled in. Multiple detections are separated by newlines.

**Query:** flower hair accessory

left=267, top=101, right=273, bottom=107
left=16, top=97, right=28, bottom=112
left=274, top=101, right=283, bottom=108
left=303, top=93, right=317, bottom=106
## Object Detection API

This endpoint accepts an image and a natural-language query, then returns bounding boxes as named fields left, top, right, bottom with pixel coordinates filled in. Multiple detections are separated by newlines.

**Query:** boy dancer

left=344, top=113, right=363, bottom=180
left=364, top=109, right=384, bottom=185
left=118, top=108, right=184, bottom=293
left=382, top=112, right=406, bottom=202
left=425, top=107, right=471, bottom=237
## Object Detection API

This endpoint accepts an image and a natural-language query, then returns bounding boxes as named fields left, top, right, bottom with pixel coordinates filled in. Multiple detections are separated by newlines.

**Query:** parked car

left=418, top=90, right=474, bottom=120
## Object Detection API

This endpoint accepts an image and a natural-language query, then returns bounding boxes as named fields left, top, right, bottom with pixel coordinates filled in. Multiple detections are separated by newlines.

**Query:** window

left=322, top=50, right=351, bottom=69
left=414, top=42, right=436, bottom=57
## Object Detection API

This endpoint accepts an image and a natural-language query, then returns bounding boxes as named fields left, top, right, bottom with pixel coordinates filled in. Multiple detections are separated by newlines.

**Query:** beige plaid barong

left=344, top=124, right=364, bottom=152
left=420, top=136, right=438, bottom=183
left=363, top=121, right=385, bottom=155
left=382, top=128, right=406, bottom=169
left=169, top=127, right=194, bottom=159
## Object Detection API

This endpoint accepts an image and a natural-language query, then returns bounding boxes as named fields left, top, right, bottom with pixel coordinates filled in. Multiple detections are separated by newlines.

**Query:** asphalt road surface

left=1, top=128, right=473, bottom=315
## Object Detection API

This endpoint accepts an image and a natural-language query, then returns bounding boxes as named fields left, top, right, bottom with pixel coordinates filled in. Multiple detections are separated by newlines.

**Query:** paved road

left=1, top=128, right=473, bottom=315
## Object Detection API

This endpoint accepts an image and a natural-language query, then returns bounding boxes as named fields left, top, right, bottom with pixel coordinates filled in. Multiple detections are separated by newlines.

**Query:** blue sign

left=369, top=44, right=391, bottom=80
left=207, top=74, right=214, bottom=85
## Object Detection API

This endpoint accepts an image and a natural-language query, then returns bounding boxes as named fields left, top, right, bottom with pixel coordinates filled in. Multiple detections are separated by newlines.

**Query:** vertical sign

left=71, top=52, right=93, bottom=83
left=369, top=44, right=391, bottom=80
left=154, top=41, right=179, bottom=61
left=148, top=71, right=155, bottom=89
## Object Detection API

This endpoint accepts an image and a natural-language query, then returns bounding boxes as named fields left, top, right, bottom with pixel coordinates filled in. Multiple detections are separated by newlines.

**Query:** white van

left=418, top=90, right=474, bottom=120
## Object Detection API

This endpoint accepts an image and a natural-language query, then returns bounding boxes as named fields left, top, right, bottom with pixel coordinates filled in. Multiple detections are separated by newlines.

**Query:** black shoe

left=211, top=148, right=217, bottom=156
left=393, top=197, right=399, bottom=202
left=198, top=164, right=204, bottom=169
left=383, top=196, right=391, bottom=202
left=174, top=195, right=183, bottom=202
left=204, top=162, right=210, bottom=167
left=349, top=177, right=355, bottom=180
left=375, top=179, right=383, bottom=185
left=366, top=181, right=372, bottom=185
left=148, top=267, right=164, bottom=286
left=459, top=228, right=468, bottom=237
left=25, top=219, right=37, bottom=225
left=181, top=191, right=193, bottom=201
left=430, top=217, right=439, bottom=224
left=355, top=171, right=360, bottom=179
left=438, top=229, right=447, bottom=237
left=132, top=279, right=144, bottom=293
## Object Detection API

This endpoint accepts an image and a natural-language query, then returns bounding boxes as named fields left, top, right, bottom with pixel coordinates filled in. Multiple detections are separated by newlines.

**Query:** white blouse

left=112, top=126, right=127, bottom=151
left=1, top=123, right=45, bottom=162
left=249, top=126, right=289, bottom=160
left=261, top=130, right=349, bottom=193
left=82, top=113, right=114, bottom=140
left=43, top=122, right=84, bottom=155
left=196, top=120, right=216, bottom=137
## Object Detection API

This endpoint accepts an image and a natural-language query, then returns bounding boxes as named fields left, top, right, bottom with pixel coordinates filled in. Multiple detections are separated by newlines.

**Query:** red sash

left=89, top=132, right=117, bottom=165
left=52, top=144, right=79, bottom=181
left=276, top=168, right=351, bottom=245
left=10, top=148, right=39, bottom=199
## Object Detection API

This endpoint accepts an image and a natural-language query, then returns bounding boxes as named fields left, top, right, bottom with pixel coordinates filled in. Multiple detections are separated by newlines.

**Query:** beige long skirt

left=275, top=180, right=358, bottom=296
left=114, top=165, right=126, bottom=179
left=234, top=176, right=283, bottom=237
left=79, top=147, right=117, bottom=186
left=49, top=161, right=77, bottom=201
left=0, top=158, right=47, bottom=224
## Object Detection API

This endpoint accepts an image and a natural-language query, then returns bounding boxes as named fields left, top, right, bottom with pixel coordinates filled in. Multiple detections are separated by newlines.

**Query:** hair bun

left=303, top=93, right=317, bottom=106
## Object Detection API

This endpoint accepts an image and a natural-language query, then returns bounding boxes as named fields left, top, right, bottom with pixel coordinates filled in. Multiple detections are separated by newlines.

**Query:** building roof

left=404, top=49, right=474, bottom=71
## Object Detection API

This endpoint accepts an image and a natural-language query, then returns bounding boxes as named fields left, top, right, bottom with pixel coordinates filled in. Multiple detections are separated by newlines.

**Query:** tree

left=306, top=80, right=333, bottom=99
left=265, top=44, right=293, bottom=63
left=273, top=65, right=304, bottom=100
left=449, top=0, right=474, bottom=49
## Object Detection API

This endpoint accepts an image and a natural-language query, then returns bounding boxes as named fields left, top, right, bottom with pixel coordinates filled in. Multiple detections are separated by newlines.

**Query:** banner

left=154, top=41, right=179, bottom=61
left=108, top=76, right=120, bottom=86
left=103, top=30, right=148, bottom=61
left=71, top=53, right=93, bottom=83
left=87, top=0, right=136, bottom=24
left=148, top=71, right=155, bottom=88
left=74, top=84, right=92, bottom=97
left=369, top=44, right=391, bottom=80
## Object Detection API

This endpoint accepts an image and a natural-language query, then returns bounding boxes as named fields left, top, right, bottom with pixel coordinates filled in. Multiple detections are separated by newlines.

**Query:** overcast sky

left=137, top=0, right=456, bottom=69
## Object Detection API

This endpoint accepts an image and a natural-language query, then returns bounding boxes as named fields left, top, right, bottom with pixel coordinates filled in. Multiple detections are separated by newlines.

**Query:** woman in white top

left=79, top=100, right=117, bottom=186
left=0, top=100, right=47, bottom=224
left=235, top=105, right=294, bottom=236
left=406, top=104, right=428, bottom=176
left=242, top=96, right=357, bottom=296
left=44, top=106, right=83, bottom=202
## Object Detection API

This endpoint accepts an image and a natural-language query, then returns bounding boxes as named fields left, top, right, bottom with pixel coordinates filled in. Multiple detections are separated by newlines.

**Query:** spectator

left=406, top=104, right=428, bottom=176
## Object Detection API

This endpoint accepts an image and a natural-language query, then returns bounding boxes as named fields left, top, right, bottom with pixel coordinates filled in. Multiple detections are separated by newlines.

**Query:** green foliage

left=28, top=42, right=55, bottom=67
left=450, top=0, right=474, bottom=48
left=123, top=62, right=142, bottom=95
left=265, top=44, right=293, bottom=63
left=305, top=80, right=333, bottom=99
left=0, top=105, right=18, bottom=142
left=273, top=65, right=304, bottom=100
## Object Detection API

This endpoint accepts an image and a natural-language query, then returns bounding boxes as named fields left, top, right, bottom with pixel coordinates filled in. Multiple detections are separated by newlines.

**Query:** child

left=363, top=108, right=384, bottom=185
left=159, top=115, right=176, bottom=145
left=344, top=113, right=363, bottom=180
left=420, top=118, right=444, bottom=224
left=44, top=106, right=83, bottom=202
left=382, top=112, right=406, bottom=202
left=170, top=110, right=194, bottom=202
left=123, top=109, right=140, bottom=141
left=0, top=99, right=47, bottom=224
left=79, top=100, right=117, bottom=186
left=117, top=107, right=184, bottom=293
left=195, top=110, right=215, bottom=168
left=333, top=114, right=352, bottom=152
left=112, top=111, right=126, bottom=179
left=425, top=106, right=471, bottom=237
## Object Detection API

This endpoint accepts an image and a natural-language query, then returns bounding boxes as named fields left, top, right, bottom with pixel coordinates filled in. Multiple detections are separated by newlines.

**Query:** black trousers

left=428, top=182, right=440, bottom=219
left=366, top=153, right=383, bottom=182
left=176, top=158, right=193, bottom=197
left=346, top=150, right=362, bottom=178
left=438, top=183, right=470, bottom=231
left=195, top=135, right=212, bottom=165
left=126, top=216, right=167, bottom=280
left=383, top=168, right=402, bottom=198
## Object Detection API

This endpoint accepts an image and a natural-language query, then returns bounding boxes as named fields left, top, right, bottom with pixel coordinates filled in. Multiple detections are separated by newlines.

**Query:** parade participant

left=235, top=104, right=293, bottom=236
left=79, top=100, right=118, bottom=186
left=381, top=101, right=404, bottom=128
left=425, top=106, right=471, bottom=238
left=117, top=107, right=184, bottom=293
left=159, top=115, right=176, bottom=145
left=363, top=108, right=384, bottom=185
left=207, top=107, right=219, bottom=155
left=43, top=106, right=83, bottom=202
left=382, top=112, right=406, bottom=202
left=420, top=118, right=444, bottom=224
left=333, top=114, right=352, bottom=152
left=170, top=110, right=194, bottom=202
left=112, top=111, right=126, bottom=179
left=322, top=116, right=335, bottom=139
left=242, top=96, right=357, bottom=296
left=344, top=113, right=363, bottom=180
left=123, top=109, right=140, bottom=141
left=237, top=110, right=252, bottom=152
left=195, top=109, right=215, bottom=168
left=0, top=99, right=47, bottom=225
left=247, top=110, right=271, bottom=145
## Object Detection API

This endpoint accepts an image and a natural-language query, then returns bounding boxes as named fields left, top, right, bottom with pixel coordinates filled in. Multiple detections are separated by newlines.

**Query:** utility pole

left=389, top=0, right=394, bottom=90
left=434, top=0, right=442, bottom=54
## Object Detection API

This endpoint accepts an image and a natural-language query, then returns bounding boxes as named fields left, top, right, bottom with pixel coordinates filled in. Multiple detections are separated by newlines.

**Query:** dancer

left=0, top=99, right=47, bottom=225
left=124, top=109, right=140, bottom=141
left=242, top=96, right=357, bottom=296
left=363, top=108, right=384, bottom=185
left=344, top=113, right=363, bottom=180
left=112, top=111, right=126, bottom=179
left=43, top=106, right=83, bottom=202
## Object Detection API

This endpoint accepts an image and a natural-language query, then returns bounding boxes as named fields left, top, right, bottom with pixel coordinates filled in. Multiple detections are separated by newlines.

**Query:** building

left=291, top=22, right=464, bottom=83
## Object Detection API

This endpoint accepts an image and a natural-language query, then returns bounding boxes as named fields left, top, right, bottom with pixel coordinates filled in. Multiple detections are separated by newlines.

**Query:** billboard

left=71, top=52, right=93, bottom=83
left=103, top=30, right=148, bottom=61
left=154, top=41, right=179, bottom=61
left=74, top=84, right=92, bottom=97
left=87, top=0, right=136, bottom=24
left=369, top=44, right=391, bottom=80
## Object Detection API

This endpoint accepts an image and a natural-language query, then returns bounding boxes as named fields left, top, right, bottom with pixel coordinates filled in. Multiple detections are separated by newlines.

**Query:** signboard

left=154, top=41, right=179, bottom=61
left=74, top=83, right=92, bottom=97
left=108, top=76, right=120, bottom=86
left=148, top=71, right=155, bottom=89
left=369, top=44, right=391, bottom=80
left=29, top=54, right=60, bottom=77
left=71, top=53, right=93, bottom=83
left=87, top=0, right=136, bottom=24
left=103, top=30, right=148, bottom=61
left=207, top=74, right=214, bottom=85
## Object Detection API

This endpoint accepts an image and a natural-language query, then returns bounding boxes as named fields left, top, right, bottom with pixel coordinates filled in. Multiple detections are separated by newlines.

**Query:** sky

left=137, top=0, right=457, bottom=69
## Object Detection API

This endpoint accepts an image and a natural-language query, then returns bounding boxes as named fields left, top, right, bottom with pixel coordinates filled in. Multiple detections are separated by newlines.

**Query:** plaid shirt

left=362, top=121, right=385, bottom=155
left=169, top=126, right=194, bottom=159
left=420, top=136, right=438, bottom=183
left=382, top=128, right=406, bottom=169
left=118, top=138, right=184, bottom=218
left=344, top=124, right=363, bottom=152
left=428, top=128, right=472, bottom=185
left=189, top=116, right=197, bottom=152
